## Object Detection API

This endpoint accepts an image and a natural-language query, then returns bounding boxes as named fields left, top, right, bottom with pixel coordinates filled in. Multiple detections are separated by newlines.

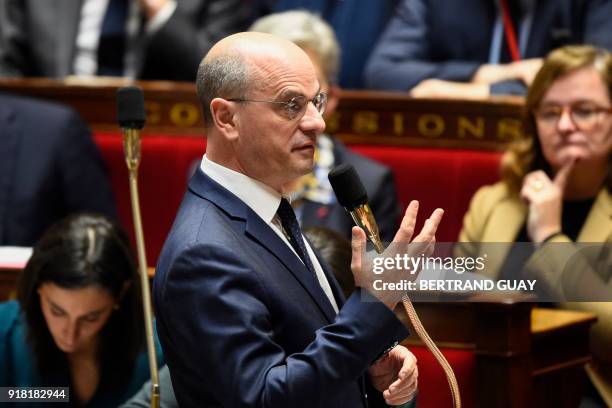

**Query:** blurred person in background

left=304, top=226, right=354, bottom=298
left=0, top=93, right=116, bottom=247
left=365, top=0, right=612, bottom=99
left=455, top=45, right=611, bottom=406
left=0, top=214, right=163, bottom=407
left=250, top=10, right=401, bottom=242
left=0, top=0, right=249, bottom=81
left=259, top=0, right=399, bottom=88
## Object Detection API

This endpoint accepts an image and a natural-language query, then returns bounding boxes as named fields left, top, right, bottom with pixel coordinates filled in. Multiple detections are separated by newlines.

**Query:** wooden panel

left=0, top=78, right=525, bottom=150
left=328, top=90, right=525, bottom=150
left=401, top=294, right=596, bottom=407
left=0, top=268, right=19, bottom=300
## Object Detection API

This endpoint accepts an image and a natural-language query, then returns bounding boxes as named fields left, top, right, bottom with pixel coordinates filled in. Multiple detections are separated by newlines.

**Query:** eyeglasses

left=534, top=103, right=612, bottom=130
left=227, top=92, right=327, bottom=121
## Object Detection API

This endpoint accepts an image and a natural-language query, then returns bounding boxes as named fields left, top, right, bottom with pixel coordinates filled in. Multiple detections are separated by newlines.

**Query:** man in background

left=365, top=0, right=612, bottom=98
left=0, top=0, right=249, bottom=81
left=0, top=92, right=116, bottom=246
left=263, top=0, right=399, bottom=88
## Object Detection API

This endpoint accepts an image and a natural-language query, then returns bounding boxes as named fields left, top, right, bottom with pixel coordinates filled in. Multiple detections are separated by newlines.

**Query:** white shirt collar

left=200, top=155, right=282, bottom=223
left=199, top=155, right=340, bottom=314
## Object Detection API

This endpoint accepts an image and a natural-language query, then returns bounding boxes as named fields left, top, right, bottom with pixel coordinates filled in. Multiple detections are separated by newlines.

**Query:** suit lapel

left=188, top=169, right=338, bottom=323
left=0, top=101, right=22, bottom=244
left=244, top=215, right=338, bottom=322
left=578, top=189, right=612, bottom=242
left=309, top=239, right=346, bottom=308
left=481, top=197, right=526, bottom=279
left=482, top=188, right=612, bottom=279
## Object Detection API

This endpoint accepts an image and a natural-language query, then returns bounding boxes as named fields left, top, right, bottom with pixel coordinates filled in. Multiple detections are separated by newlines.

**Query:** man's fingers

left=398, top=351, right=417, bottom=380
left=424, top=236, right=436, bottom=257
left=553, top=159, right=576, bottom=191
left=385, top=389, right=417, bottom=406
left=384, top=381, right=418, bottom=406
left=387, top=348, right=417, bottom=390
left=413, top=208, right=444, bottom=243
left=394, top=200, right=419, bottom=243
left=350, top=226, right=366, bottom=273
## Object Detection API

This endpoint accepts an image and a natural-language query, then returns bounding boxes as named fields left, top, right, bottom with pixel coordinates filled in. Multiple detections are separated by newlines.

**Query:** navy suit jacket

left=364, top=0, right=612, bottom=94
left=153, top=169, right=409, bottom=407
left=0, top=93, right=116, bottom=246
left=300, top=137, right=400, bottom=243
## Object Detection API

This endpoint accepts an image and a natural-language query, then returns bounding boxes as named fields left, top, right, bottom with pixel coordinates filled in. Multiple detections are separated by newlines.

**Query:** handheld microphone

left=328, top=163, right=385, bottom=253
left=117, top=86, right=145, bottom=129
left=329, top=163, right=462, bottom=408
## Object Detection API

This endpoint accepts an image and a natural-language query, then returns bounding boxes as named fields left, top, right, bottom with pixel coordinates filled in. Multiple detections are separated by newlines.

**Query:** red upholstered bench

left=350, top=145, right=502, bottom=243
left=94, top=133, right=502, bottom=408
left=411, top=347, right=476, bottom=408
left=94, top=133, right=206, bottom=266
left=348, top=145, right=501, bottom=408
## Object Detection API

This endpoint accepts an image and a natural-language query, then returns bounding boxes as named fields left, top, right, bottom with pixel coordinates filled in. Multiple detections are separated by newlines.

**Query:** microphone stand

left=122, top=128, right=161, bottom=408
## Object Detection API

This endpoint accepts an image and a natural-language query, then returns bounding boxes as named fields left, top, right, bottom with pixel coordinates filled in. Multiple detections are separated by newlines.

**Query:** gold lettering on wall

left=497, top=118, right=523, bottom=141
left=458, top=116, right=484, bottom=139
left=170, top=103, right=200, bottom=127
left=144, top=101, right=161, bottom=125
left=326, top=112, right=340, bottom=133
left=393, top=113, right=404, bottom=135
left=417, top=114, right=445, bottom=137
left=352, top=111, right=379, bottom=134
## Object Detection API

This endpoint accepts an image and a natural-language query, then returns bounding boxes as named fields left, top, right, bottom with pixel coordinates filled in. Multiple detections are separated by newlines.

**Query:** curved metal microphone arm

left=123, top=128, right=161, bottom=408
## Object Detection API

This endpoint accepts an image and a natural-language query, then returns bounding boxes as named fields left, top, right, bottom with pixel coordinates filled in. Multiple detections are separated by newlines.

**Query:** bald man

left=153, top=32, right=442, bottom=408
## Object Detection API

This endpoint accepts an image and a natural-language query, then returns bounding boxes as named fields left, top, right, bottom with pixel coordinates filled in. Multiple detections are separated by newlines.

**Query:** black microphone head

left=328, top=163, right=368, bottom=210
left=117, top=86, right=145, bottom=129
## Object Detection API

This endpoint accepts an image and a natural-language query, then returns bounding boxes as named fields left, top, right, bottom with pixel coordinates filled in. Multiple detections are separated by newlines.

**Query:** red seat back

left=94, top=134, right=502, bottom=408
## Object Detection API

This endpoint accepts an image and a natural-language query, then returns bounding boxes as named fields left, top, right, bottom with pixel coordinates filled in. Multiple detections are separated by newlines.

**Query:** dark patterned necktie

left=277, top=198, right=316, bottom=276
left=97, top=0, right=128, bottom=75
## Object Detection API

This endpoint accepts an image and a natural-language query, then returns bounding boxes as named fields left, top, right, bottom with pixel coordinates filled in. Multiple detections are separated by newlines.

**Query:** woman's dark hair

left=304, top=227, right=354, bottom=298
left=17, top=213, right=144, bottom=389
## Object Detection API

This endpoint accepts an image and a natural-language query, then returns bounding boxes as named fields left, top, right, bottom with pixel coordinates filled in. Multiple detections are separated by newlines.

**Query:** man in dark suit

left=0, top=0, right=249, bottom=80
left=153, top=32, right=443, bottom=407
left=250, top=10, right=401, bottom=242
left=0, top=93, right=116, bottom=246
left=364, top=0, right=612, bottom=97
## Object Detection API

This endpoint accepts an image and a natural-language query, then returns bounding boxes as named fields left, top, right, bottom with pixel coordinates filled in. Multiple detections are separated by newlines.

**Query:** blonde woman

left=456, top=45, right=612, bottom=406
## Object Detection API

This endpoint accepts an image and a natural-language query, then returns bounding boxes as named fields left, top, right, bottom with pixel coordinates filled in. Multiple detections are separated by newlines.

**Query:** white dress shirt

left=200, top=156, right=340, bottom=314
left=73, top=0, right=177, bottom=77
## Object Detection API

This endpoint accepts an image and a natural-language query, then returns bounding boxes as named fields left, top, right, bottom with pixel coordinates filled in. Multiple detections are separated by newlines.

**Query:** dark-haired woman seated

left=0, top=214, right=163, bottom=407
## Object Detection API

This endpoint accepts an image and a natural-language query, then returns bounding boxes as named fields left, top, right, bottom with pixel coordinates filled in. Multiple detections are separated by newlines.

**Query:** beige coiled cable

left=400, top=294, right=461, bottom=408
left=367, top=231, right=461, bottom=407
